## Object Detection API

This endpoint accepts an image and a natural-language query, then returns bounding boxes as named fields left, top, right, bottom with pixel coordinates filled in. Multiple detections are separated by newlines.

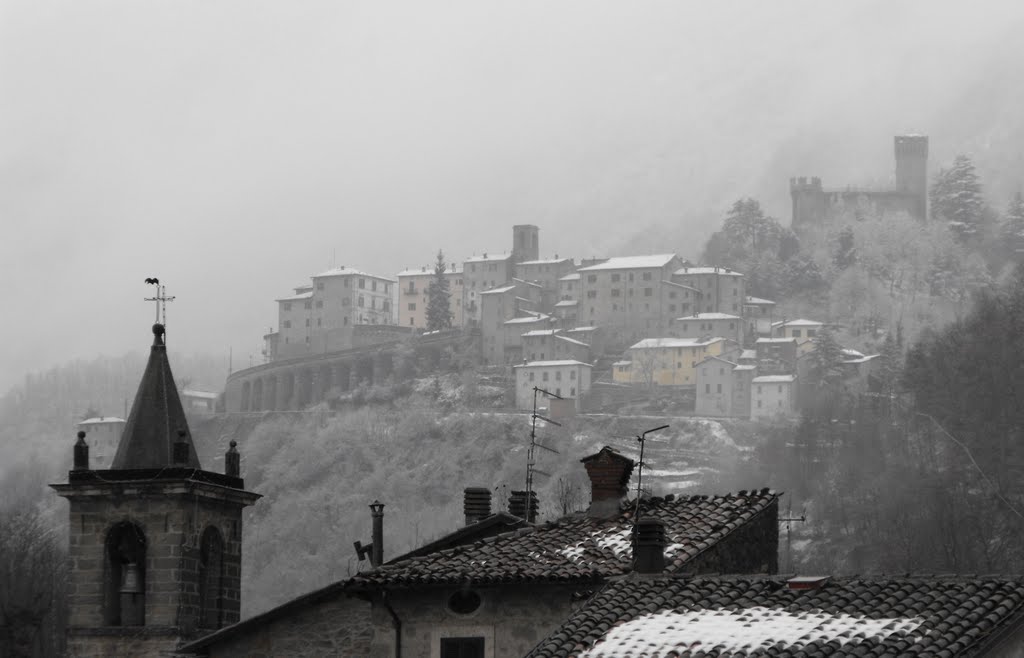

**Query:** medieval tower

left=51, top=323, right=260, bottom=657
left=512, top=224, right=540, bottom=263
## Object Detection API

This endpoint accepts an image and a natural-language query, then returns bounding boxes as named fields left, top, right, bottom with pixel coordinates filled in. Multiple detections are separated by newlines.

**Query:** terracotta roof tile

left=351, top=491, right=778, bottom=588
left=527, top=575, right=1024, bottom=657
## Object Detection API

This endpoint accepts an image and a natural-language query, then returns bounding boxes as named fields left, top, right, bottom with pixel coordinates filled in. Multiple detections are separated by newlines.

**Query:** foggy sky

left=2, top=0, right=1023, bottom=392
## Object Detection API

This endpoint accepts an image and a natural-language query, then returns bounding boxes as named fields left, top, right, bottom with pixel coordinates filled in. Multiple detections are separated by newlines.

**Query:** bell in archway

left=120, top=562, right=142, bottom=594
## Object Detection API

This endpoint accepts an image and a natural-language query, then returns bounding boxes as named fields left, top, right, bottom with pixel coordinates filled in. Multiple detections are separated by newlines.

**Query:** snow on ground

left=581, top=607, right=924, bottom=656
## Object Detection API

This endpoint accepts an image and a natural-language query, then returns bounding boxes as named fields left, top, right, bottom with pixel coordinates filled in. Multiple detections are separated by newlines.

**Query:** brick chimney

left=463, top=487, right=492, bottom=525
left=580, top=447, right=635, bottom=518
left=632, top=517, right=666, bottom=573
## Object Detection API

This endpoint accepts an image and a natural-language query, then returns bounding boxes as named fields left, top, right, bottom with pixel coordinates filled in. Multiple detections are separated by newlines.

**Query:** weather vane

left=144, top=277, right=175, bottom=329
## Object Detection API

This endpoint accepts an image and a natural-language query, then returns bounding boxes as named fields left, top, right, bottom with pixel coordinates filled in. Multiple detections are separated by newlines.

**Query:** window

left=720, top=367, right=725, bottom=375
left=729, top=322, right=734, bottom=329
left=408, top=303, right=416, bottom=311
left=371, top=280, right=377, bottom=291
left=570, top=370, right=576, bottom=380
left=642, top=272, right=652, bottom=281
left=669, top=304, right=676, bottom=313
left=198, top=527, right=225, bottom=630
left=611, top=273, right=621, bottom=282
left=342, top=298, right=351, bottom=306
left=611, top=289, right=621, bottom=297
left=587, top=290, right=597, bottom=299
left=587, top=274, right=597, bottom=283
left=358, top=295, right=364, bottom=307
left=283, top=320, right=291, bottom=329
left=758, top=399, right=763, bottom=408
left=705, top=384, right=710, bottom=393
left=570, top=387, right=576, bottom=396
left=104, top=522, right=147, bottom=626
left=383, top=301, right=390, bottom=312
left=717, top=383, right=722, bottom=393
left=556, top=388, right=562, bottom=396
left=807, top=329, right=817, bottom=337
left=555, top=371, right=562, bottom=381
left=758, top=386, right=763, bottom=394
left=409, top=318, right=414, bottom=325
left=440, top=637, right=485, bottom=658
left=628, top=272, right=634, bottom=282
left=316, top=300, right=323, bottom=308
left=344, top=278, right=350, bottom=287
left=344, top=317, right=349, bottom=325
left=282, top=302, right=291, bottom=311
left=316, top=282, right=324, bottom=290
left=778, top=385, right=783, bottom=393
left=792, top=329, right=802, bottom=337
left=359, top=278, right=366, bottom=289
left=542, top=372, right=549, bottom=381
left=317, top=318, right=322, bottom=327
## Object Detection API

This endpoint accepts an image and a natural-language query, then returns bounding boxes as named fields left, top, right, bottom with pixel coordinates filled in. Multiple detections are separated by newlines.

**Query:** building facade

left=751, top=374, right=798, bottom=419
left=614, top=336, right=733, bottom=387
left=671, top=312, right=744, bottom=345
left=695, top=357, right=756, bottom=418
left=463, top=253, right=513, bottom=324
left=75, top=416, right=126, bottom=471
left=670, top=266, right=746, bottom=316
left=514, top=360, right=592, bottom=411
left=396, top=264, right=464, bottom=329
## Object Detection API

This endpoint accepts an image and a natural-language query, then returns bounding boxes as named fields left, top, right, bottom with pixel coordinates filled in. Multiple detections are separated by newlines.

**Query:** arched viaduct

left=224, top=330, right=470, bottom=413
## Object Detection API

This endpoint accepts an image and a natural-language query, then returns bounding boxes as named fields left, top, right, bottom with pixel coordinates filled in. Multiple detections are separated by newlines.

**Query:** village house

left=479, top=285, right=522, bottom=364
left=499, top=312, right=553, bottom=364
left=751, top=374, right=798, bottom=418
left=742, top=295, right=777, bottom=338
left=462, top=253, right=514, bottom=324
left=694, top=356, right=756, bottom=418
left=514, top=257, right=576, bottom=312
left=575, top=254, right=685, bottom=347
left=527, top=573, right=1024, bottom=657
left=671, top=265, right=746, bottom=315
left=75, top=416, right=125, bottom=471
left=671, top=311, right=744, bottom=345
left=514, top=360, right=592, bottom=410
left=557, top=271, right=580, bottom=302
left=267, top=266, right=397, bottom=361
left=396, top=263, right=464, bottom=329
left=614, top=336, right=735, bottom=387
left=755, top=336, right=799, bottom=375
left=772, top=317, right=824, bottom=354
left=182, top=388, right=219, bottom=413
left=521, top=329, right=592, bottom=363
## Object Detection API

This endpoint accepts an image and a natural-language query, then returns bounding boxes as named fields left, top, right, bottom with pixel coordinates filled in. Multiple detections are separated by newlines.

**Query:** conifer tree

left=810, top=325, right=845, bottom=386
left=930, top=155, right=985, bottom=242
left=1000, top=192, right=1024, bottom=256
left=426, top=250, right=453, bottom=331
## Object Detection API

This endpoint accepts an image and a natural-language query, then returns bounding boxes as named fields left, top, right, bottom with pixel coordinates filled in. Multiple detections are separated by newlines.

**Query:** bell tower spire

left=51, top=313, right=260, bottom=657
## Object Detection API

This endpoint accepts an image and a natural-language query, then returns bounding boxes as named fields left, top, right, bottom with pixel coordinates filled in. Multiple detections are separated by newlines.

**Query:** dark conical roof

left=111, top=323, right=201, bottom=469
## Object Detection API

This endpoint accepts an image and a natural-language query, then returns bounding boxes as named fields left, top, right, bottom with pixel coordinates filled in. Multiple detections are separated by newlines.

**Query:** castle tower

left=789, top=176, right=825, bottom=229
left=894, top=134, right=929, bottom=220
left=51, top=323, right=260, bottom=657
left=512, top=224, right=539, bottom=263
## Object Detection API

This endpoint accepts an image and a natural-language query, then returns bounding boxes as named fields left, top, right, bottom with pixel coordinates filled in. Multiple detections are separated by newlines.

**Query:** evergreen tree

left=426, top=250, right=453, bottom=331
left=832, top=226, right=856, bottom=270
left=810, top=325, right=845, bottom=387
left=999, top=192, right=1024, bottom=257
left=930, top=155, right=985, bottom=243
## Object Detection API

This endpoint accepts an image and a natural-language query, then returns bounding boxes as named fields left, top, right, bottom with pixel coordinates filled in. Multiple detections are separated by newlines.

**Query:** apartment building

left=521, top=329, right=592, bottom=363
left=694, top=356, right=756, bottom=418
left=751, top=374, right=798, bottom=418
left=613, top=336, right=733, bottom=387
left=671, top=312, right=744, bottom=345
left=463, top=253, right=513, bottom=324
left=514, top=360, right=592, bottom=411
left=671, top=266, right=746, bottom=315
left=396, top=264, right=464, bottom=329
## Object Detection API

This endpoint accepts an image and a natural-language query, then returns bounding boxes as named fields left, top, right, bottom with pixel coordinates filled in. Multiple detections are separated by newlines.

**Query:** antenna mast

left=144, top=279, right=176, bottom=339
left=632, top=424, right=669, bottom=523
left=525, top=386, right=562, bottom=522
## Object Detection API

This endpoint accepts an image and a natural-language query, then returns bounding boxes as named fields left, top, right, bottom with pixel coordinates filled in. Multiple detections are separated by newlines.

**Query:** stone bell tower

left=51, top=323, right=260, bottom=657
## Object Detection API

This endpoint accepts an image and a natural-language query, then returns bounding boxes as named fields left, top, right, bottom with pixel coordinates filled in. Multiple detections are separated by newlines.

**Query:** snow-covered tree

left=930, top=155, right=985, bottom=243
left=426, top=250, right=453, bottom=331
left=999, top=192, right=1024, bottom=256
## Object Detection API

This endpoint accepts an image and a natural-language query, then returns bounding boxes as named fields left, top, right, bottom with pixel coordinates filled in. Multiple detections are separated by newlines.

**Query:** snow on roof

left=612, top=360, right=632, bottom=366
left=314, top=267, right=395, bottom=281
left=752, top=375, right=796, bottom=383
left=522, top=329, right=559, bottom=337
left=756, top=337, right=797, bottom=344
left=514, top=360, right=592, bottom=368
left=559, top=273, right=581, bottom=281
left=182, top=389, right=219, bottom=399
left=554, top=300, right=578, bottom=307
left=577, top=254, right=677, bottom=271
left=629, top=337, right=724, bottom=350
left=744, top=295, right=776, bottom=305
left=578, top=607, right=923, bottom=657
left=568, top=326, right=597, bottom=332
left=504, top=314, right=551, bottom=325
left=518, top=257, right=571, bottom=265
left=675, top=313, right=741, bottom=321
left=465, top=252, right=512, bottom=263
left=733, top=364, right=757, bottom=371
left=843, top=353, right=880, bottom=365
left=556, top=335, right=590, bottom=347
left=78, top=416, right=126, bottom=425
left=480, top=285, right=516, bottom=295
left=674, top=266, right=743, bottom=276
left=841, top=348, right=865, bottom=359
left=740, top=349, right=757, bottom=360
left=276, top=291, right=313, bottom=302
left=774, top=318, right=823, bottom=327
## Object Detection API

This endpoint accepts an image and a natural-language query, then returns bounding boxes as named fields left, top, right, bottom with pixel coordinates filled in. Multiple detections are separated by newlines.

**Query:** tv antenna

left=525, top=386, right=562, bottom=522
left=144, top=278, right=175, bottom=334
left=633, top=424, right=669, bottom=523
left=779, top=496, right=807, bottom=572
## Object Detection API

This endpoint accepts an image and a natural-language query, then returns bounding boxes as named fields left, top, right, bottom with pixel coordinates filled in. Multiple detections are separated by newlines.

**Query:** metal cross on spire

left=144, top=277, right=175, bottom=332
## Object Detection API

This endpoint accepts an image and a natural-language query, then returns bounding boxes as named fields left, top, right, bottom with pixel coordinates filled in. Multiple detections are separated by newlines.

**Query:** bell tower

left=51, top=323, right=260, bottom=657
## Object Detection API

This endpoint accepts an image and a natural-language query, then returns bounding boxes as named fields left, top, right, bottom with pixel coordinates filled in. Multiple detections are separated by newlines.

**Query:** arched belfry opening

left=104, top=521, right=147, bottom=626
left=198, top=526, right=225, bottom=630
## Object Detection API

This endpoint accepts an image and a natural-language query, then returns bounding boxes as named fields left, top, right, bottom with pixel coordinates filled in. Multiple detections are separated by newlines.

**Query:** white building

left=750, top=374, right=798, bottom=419
left=76, top=417, right=126, bottom=470
left=514, top=360, right=592, bottom=411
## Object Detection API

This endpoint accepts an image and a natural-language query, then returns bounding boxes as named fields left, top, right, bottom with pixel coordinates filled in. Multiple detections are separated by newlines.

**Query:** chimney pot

left=369, top=500, right=384, bottom=567
left=581, top=447, right=636, bottom=518
left=633, top=517, right=667, bottom=574
left=463, top=487, right=492, bottom=525
left=508, top=490, right=539, bottom=522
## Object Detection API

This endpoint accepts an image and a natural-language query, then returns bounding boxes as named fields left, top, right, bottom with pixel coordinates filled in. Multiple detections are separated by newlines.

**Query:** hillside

left=187, top=393, right=755, bottom=615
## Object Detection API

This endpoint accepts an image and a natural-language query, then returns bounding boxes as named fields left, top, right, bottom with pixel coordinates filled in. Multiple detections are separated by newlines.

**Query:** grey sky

left=2, top=0, right=1023, bottom=391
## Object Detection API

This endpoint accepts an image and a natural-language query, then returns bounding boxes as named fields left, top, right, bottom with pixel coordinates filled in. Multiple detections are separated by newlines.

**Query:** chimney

left=581, top=447, right=635, bottom=519
left=464, top=487, right=492, bottom=525
left=508, top=490, right=538, bottom=522
left=632, top=517, right=666, bottom=574
left=73, top=431, right=89, bottom=471
left=370, top=500, right=384, bottom=567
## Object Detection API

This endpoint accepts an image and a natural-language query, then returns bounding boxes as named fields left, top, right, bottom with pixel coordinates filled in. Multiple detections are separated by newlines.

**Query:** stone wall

left=368, top=584, right=580, bottom=658
left=194, top=596, right=372, bottom=658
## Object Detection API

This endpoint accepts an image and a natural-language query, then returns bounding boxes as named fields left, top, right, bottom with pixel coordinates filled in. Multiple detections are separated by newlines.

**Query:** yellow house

left=614, top=337, right=732, bottom=387
left=772, top=318, right=824, bottom=355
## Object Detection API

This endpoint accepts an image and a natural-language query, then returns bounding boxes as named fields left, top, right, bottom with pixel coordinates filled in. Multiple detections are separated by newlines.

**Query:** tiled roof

left=314, top=267, right=395, bottom=282
left=349, top=491, right=778, bottom=588
left=527, top=575, right=1024, bottom=657
left=578, top=255, right=678, bottom=271
left=515, top=360, right=592, bottom=369
left=675, top=313, right=742, bottom=321
left=752, top=375, right=796, bottom=383
left=629, top=337, right=725, bottom=350
left=674, top=266, right=743, bottom=276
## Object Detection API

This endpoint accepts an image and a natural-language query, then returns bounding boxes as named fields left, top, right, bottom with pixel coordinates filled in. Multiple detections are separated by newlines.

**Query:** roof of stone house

left=773, top=318, right=824, bottom=327
left=674, top=266, right=743, bottom=276
left=756, top=337, right=798, bottom=344
left=515, top=360, right=592, bottom=369
left=526, top=574, right=1024, bottom=657
left=556, top=335, right=591, bottom=348
left=112, top=324, right=200, bottom=469
left=465, top=252, right=512, bottom=263
left=505, top=314, right=552, bottom=325
left=629, top=337, right=725, bottom=350
left=560, top=273, right=582, bottom=281
left=348, top=490, right=778, bottom=589
left=519, top=258, right=574, bottom=265
left=578, top=254, right=678, bottom=271
left=313, top=266, right=395, bottom=282
left=675, top=313, right=742, bottom=321
left=744, top=295, right=776, bottom=305
left=555, top=300, right=579, bottom=307
left=480, top=284, right=517, bottom=295
left=275, top=290, right=314, bottom=302
left=752, top=375, right=796, bottom=383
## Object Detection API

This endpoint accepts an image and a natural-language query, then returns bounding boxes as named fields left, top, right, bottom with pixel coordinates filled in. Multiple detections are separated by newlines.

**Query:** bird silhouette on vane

left=145, top=277, right=160, bottom=285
